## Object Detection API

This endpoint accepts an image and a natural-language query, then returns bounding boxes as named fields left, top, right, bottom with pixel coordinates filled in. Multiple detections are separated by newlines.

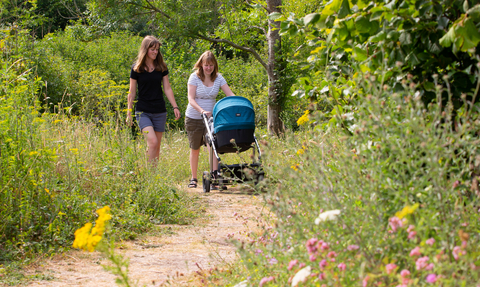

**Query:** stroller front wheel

left=202, top=171, right=211, bottom=193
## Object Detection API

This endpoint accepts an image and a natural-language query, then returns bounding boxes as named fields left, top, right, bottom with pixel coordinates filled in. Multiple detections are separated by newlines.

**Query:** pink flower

left=426, top=238, right=435, bottom=245
left=309, top=255, right=317, bottom=262
left=318, top=273, right=326, bottom=280
left=409, top=246, right=421, bottom=257
left=400, top=269, right=410, bottom=277
left=426, top=274, right=437, bottom=283
left=319, top=241, right=329, bottom=251
left=287, top=259, right=298, bottom=271
left=389, top=216, right=404, bottom=232
left=306, top=238, right=318, bottom=254
left=386, top=263, right=397, bottom=274
left=462, top=241, right=468, bottom=248
left=327, top=251, right=337, bottom=258
left=408, top=231, right=417, bottom=239
left=347, top=245, right=359, bottom=251
left=259, top=276, right=274, bottom=287
left=425, top=263, right=434, bottom=270
left=416, top=256, right=430, bottom=270
left=407, top=225, right=415, bottom=233
left=453, top=246, right=463, bottom=260
left=299, top=262, right=306, bottom=268
left=337, top=262, right=346, bottom=271
left=319, top=259, right=328, bottom=269
left=396, top=285, right=408, bottom=287
left=269, top=258, right=278, bottom=265
left=362, top=275, right=370, bottom=287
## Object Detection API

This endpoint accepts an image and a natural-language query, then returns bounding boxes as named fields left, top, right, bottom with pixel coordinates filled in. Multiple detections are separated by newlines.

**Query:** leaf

left=369, top=30, right=385, bottom=42
left=269, top=12, right=284, bottom=20
left=304, top=13, right=321, bottom=26
left=399, top=32, right=412, bottom=45
left=338, top=0, right=351, bottom=19
left=355, top=15, right=371, bottom=33
left=322, top=0, right=343, bottom=17
left=439, top=26, right=456, bottom=47
left=461, top=18, right=480, bottom=51
left=467, top=4, right=480, bottom=21
left=353, top=46, right=368, bottom=61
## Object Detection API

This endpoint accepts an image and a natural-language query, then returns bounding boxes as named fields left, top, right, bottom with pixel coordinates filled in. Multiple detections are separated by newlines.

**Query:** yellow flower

left=69, top=148, right=79, bottom=154
left=291, top=165, right=298, bottom=171
left=297, top=149, right=304, bottom=155
left=395, top=203, right=419, bottom=219
left=297, top=110, right=310, bottom=126
left=72, top=206, right=111, bottom=252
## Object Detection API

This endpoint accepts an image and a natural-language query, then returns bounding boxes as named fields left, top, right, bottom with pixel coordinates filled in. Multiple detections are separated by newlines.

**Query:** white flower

left=315, top=209, right=341, bottom=224
left=232, top=280, right=248, bottom=287
left=291, top=266, right=311, bottom=287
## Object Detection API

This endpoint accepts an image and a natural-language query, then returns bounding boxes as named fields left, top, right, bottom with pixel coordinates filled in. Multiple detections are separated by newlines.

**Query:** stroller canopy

left=213, top=96, right=255, bottom=134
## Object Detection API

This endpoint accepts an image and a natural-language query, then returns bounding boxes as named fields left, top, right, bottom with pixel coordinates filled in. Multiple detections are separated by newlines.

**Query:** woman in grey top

left=185, top=51, right=235, bottom=189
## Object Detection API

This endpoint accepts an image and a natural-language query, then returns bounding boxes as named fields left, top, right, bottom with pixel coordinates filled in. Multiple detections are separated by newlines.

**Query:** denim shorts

left=135, top=111, right=167, bottom=132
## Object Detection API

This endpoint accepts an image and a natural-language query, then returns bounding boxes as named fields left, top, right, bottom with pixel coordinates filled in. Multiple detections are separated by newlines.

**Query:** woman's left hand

left=174, top=108, right=181, bottom=120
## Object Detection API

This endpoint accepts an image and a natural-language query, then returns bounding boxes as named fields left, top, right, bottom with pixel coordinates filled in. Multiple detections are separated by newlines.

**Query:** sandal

left=188, top=178, right=198, bottom=188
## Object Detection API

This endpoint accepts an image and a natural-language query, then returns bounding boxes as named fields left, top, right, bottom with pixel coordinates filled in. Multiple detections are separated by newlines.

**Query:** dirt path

left=24, top=186, right=265, bottom=287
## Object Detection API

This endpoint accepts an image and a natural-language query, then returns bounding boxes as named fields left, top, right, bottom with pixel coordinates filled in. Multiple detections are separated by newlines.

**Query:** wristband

left=173, top=107, right=179, bottom=110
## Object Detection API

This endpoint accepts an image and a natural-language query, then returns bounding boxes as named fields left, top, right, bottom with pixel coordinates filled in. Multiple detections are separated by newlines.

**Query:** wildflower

left=347, top=245, right=359, bottom=251
left=291, top=266, right=311, bottom=287
left=388, top=216, right=404, bottom=232
left=309, top=255, right=316, bottom=261
left=426, top=263, right=434, bottom=270
left=327, top=251, right=337, bottom=258
left=400, top=269, right=410, bottom=277
left=362, top=275, right=370, bottom=287
left=453, top=246, right=463, bottom=260
left=395, top=204, right=419, bottom=219
left=269, top=258, right=278, bottom=265
left=337, top=262, right=346, bottom=271
left=319, top=259, right=328, bottom=269
left=416, top=256, right=430, bottom=270
left=290, top=165, right=298, bottom=171
left=315, top=210, right=341, bottom=224
left=288, top=259, right=298, bottom=271
left=72, top=206, right=111, bottom=252
left=426, top=238, right=435, bottom=245
left=386, top=263, right=397, bottom=274
left=259, top=276, right=274, bottom=287
left=408, top=231, right=417, bottom=239
left=426, top=274, right=437, bottom=283
left=296, top=149, right=304, bottom=155
left=319, top=241, right=329, bottom=251
left=233, top=280, right=248, bottom=287
left=255, top=249, right=263, bottom=255
left=318, top=273, right=326, bottom=280
left=409, top=246, right=421, bottom=257
left=306, top=238, right=318, bottom=254
left=297, top=110, right=310, bottom=126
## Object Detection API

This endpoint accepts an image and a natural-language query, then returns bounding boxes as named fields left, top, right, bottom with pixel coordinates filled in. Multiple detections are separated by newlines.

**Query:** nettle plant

left=235, top=74, right=480, bottom=286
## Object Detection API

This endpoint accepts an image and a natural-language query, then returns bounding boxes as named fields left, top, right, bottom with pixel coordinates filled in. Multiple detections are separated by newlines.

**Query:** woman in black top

left=127, top=35, right=181, bottom=163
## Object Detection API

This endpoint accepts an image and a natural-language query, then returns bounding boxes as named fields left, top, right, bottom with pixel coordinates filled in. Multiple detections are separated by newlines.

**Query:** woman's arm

left=127, top=78, right=137, bottom=126
left=188, top=84, right=211, bottom=117
left=162, top=75, right=181, bottom=120
left=220, top=83, right=235, bottom=97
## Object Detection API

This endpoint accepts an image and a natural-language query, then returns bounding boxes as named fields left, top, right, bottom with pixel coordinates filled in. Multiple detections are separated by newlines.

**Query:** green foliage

left=276, top=0, right=480, bottom=131
left=207, top=74, right=480, bottom=286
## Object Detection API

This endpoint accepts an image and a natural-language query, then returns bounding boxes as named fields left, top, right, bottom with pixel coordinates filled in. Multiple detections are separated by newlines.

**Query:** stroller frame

left=201, top=113, right=264, bottom=193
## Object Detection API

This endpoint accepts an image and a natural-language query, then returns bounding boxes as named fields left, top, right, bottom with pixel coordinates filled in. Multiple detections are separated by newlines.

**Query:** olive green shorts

left=185, top=117, right=206, bottom=150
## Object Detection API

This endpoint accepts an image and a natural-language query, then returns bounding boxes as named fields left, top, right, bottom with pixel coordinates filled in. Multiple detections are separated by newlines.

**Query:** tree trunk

left=266, top=0, right=284, bottom=136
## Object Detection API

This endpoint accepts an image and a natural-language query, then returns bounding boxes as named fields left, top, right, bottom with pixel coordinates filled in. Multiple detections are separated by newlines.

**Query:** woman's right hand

left=202, top=110, right=212, bottom=118
left=126, top=111, right=133, bottom=126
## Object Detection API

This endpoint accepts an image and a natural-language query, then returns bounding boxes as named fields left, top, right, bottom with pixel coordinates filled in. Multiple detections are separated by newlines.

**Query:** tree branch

left=196, top=33, right=268, bottom=70
left=126, top=0, right=170, bottom=19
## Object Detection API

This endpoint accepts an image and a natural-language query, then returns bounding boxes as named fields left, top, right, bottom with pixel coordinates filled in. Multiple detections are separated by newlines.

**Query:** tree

left=88, top=0, right=289, bottom=135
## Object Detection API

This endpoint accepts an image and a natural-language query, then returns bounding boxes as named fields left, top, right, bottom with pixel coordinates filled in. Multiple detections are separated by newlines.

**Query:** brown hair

left=194, top=51, right=218, bottom=82
left=133, top=35, right=167, bottom=73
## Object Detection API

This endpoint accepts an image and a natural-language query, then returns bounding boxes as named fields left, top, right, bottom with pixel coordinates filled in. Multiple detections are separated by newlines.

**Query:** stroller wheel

left=202, top=171, right=211, bottom=193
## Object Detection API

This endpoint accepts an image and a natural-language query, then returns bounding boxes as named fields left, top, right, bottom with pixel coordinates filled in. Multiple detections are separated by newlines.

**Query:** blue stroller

left=201, top=96, right=264, bottom=192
